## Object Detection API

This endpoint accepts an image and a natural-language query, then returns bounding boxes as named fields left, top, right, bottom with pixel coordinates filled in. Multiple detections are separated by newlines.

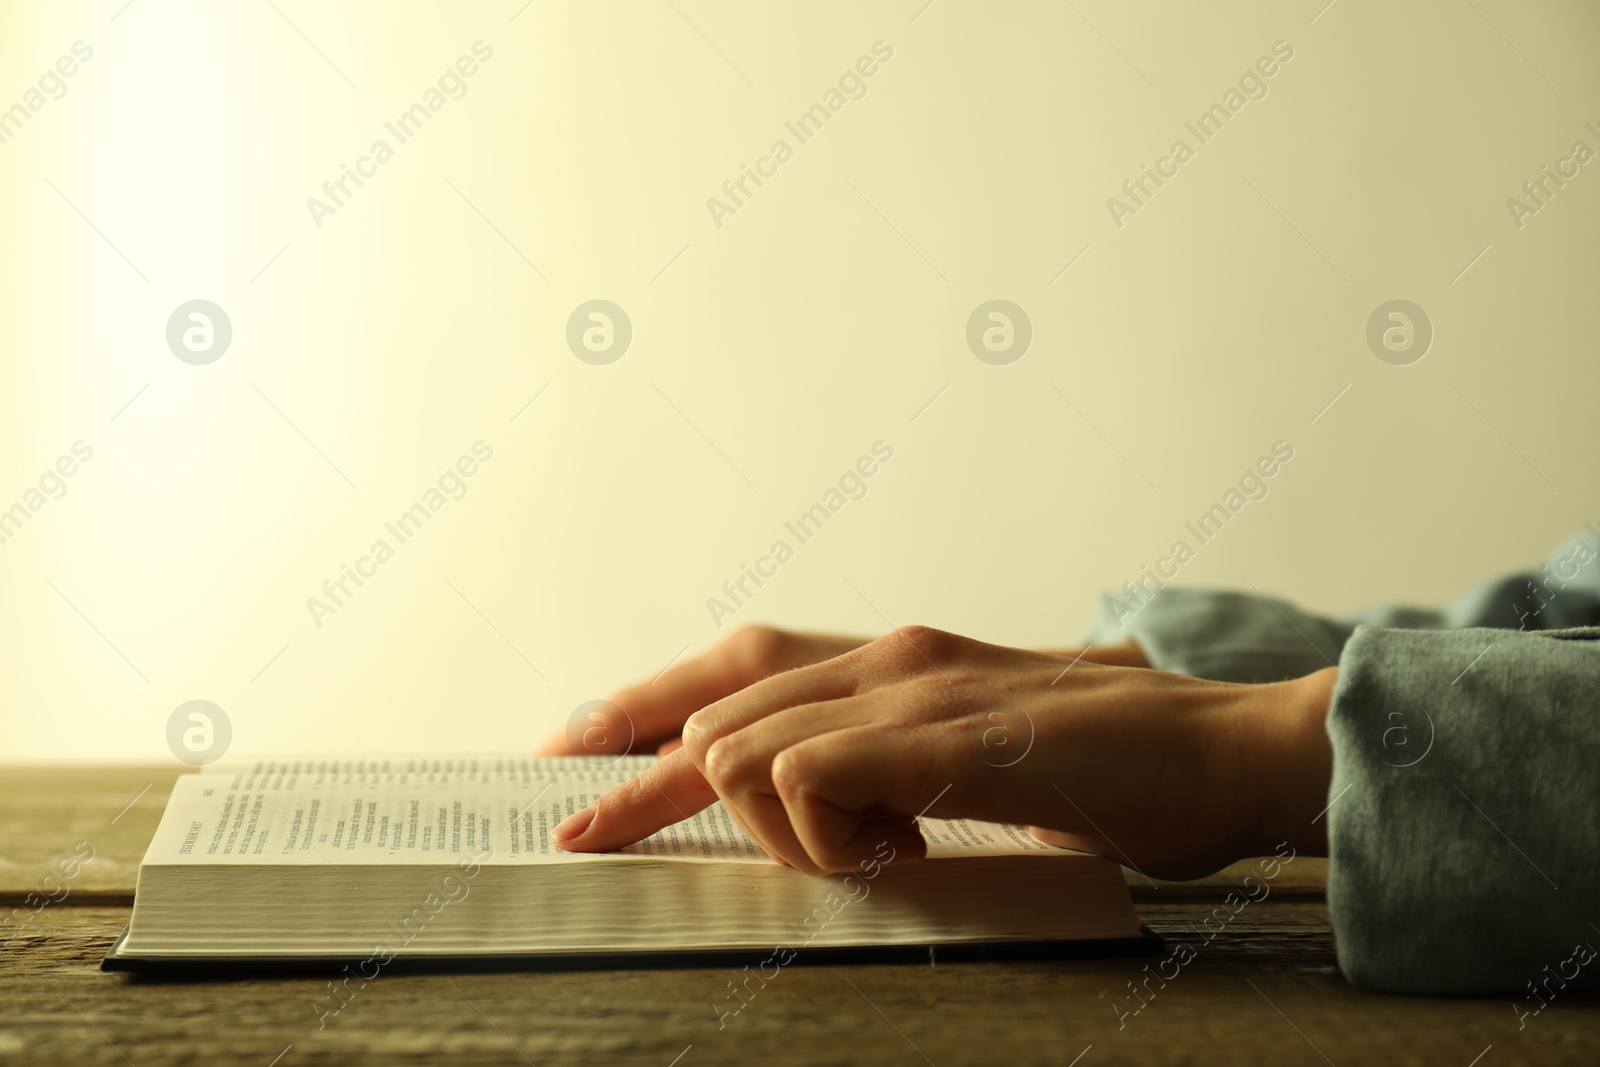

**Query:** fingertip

left=556, top=749, right=718, bottom=853
left=867, top=816, right=928, bottom=867
left=552, top=805, right=596, bottom=847
left=554, top=796, right=651, bottom=853
left=1027, top=825, right=1091, bottom=851
left=809, top=815, right=927, bottom=875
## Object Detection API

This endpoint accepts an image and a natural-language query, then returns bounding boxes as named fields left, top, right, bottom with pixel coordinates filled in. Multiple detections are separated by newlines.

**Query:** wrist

left=1240, top=667, right=1338, bottom=858
left=1039, top=642, right=1151, bottom=669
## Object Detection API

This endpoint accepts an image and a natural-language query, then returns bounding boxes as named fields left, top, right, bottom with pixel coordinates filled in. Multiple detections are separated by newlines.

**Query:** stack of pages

left=104, top=756, right=1143, bottom=968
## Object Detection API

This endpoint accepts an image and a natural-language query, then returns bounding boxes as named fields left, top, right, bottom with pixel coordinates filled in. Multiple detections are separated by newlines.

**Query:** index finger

left=552, top=747, right=719, bottom=852
left=534, top=652, right=747, bottom=757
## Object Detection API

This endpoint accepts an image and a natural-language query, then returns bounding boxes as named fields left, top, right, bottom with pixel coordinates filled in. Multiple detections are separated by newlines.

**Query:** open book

left=103, top=757, right=1143, bottom=970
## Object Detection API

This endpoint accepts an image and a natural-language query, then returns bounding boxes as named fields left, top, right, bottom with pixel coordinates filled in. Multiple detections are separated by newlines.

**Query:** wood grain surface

left=2, top=767, right=1593, bottom=1066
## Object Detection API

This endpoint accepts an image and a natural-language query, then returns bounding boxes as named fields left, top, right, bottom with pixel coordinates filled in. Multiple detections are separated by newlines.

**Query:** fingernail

left=553, top=805, right=596, bottom=843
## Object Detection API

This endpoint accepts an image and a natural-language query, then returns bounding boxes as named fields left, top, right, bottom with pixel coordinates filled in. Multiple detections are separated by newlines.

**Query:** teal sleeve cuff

left=1078, top=526, right=1600, bottom=686
left=1081, top=587, right=1352, bottom=682
left=1324, top=624, right=1600, bottom=994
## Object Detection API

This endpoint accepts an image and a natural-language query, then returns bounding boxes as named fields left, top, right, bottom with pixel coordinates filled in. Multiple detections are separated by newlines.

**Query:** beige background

left=1, top=1, right=1595, bottom=762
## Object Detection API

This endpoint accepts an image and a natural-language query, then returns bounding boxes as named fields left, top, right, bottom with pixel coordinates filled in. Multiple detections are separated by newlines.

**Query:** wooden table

left=3, top=768, right=1595, bottom=1066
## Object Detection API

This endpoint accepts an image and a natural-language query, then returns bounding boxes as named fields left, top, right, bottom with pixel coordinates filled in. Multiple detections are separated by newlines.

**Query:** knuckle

left=726, top=624, right=789, bottom=673
left=701, top=735, right=751, bottom=792
left=680, top=709, right=709, bottom=750
left=770, top=748, right=851, bottom=875
left=769, top=746, right=811, bottom=800
left=893, top=624, right=956, bottom=655
left=864, top=624, right=958, bottom=668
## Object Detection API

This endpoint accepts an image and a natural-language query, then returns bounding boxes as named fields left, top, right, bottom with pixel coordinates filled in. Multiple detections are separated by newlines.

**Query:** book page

left=146, top=757, right=1069, bottom=867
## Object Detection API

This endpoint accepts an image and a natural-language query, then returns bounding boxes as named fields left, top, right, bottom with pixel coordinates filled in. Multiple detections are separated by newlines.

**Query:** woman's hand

left=535, top=627, right=870, bottom=758
left=552, top=626, right=1334, bottom=881
left=534, top=624, right=1150, bottom=758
